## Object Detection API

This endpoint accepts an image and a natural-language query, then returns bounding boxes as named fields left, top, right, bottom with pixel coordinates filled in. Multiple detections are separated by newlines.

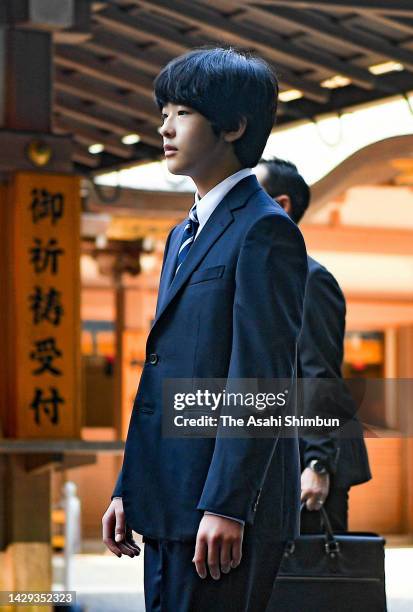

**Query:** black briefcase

left=269, top=507, right=387, bottom=612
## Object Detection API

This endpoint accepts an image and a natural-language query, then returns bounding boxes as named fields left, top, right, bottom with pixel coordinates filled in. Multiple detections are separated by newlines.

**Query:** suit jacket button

left=149, top=353, right=159, bottom=365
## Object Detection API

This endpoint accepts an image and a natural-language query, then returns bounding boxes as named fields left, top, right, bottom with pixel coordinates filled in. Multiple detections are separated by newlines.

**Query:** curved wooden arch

left=308, top=134, right=413, bottom=217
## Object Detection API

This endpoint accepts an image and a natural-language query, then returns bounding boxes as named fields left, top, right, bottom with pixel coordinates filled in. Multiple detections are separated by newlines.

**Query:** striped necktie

left=175, top=204, right=199, bottom=275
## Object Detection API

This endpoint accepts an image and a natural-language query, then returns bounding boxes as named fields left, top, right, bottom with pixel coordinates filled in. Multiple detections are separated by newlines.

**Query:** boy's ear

left=223, top=116, right=247, bottom=143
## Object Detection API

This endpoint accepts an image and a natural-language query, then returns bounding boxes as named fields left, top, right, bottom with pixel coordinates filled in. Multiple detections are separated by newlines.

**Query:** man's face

left=159, top=103, right=223, bottom=178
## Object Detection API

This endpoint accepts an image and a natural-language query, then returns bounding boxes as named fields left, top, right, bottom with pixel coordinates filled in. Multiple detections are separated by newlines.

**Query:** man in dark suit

left=256, top=158, right=371, bottom=532
left=102, top=50, right=308, bottom=611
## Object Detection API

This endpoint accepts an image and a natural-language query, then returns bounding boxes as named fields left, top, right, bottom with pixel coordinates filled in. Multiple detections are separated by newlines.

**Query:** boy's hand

left=102, top=497, right=141, bottom=558
left=193, top=514, right=244, bottom=580
left=301, top=467, right=330, bottom=511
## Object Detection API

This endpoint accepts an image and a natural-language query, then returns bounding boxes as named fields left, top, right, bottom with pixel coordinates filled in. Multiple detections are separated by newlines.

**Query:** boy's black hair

left=258, top=157, right=310, bottom=224
left=154, top=47, right=278, bottom=168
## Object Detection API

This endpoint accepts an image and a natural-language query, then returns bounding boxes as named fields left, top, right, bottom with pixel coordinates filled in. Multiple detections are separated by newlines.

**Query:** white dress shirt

left=193, top=167, right=252, bottom=240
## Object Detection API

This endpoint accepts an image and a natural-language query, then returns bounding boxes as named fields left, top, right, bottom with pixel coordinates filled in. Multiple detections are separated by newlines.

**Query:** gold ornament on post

left=26, top=140, right=53, bottom=167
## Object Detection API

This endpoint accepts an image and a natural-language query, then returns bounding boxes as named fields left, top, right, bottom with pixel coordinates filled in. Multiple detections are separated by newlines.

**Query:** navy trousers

left=143, top=528, right=285, bottom=612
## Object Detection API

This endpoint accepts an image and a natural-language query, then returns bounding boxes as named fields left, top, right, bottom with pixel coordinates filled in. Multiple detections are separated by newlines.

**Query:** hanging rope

left=312, top=112, right=344, bottom=148
left=402, top=92, right=413, bottom=117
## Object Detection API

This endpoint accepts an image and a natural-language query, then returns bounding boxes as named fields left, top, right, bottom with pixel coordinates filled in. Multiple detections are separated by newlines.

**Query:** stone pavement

left=53, top=546, right=413, bottom=611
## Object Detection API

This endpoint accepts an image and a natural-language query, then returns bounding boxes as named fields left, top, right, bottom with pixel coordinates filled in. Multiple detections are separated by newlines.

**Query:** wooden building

left=1, top=0, right=413, bottom=602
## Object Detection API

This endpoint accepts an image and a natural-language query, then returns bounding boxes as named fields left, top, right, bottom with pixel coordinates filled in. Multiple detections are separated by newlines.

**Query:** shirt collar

left=194, top=168, right=252, bottom=231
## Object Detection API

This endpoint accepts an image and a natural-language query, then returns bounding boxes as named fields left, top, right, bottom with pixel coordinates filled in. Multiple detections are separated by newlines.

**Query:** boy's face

left=159, top=103, right=223, bottom=178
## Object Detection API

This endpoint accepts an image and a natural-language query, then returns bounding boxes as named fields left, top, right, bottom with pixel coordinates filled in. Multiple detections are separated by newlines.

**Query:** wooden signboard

left=6, top=172, right=81, bottom=438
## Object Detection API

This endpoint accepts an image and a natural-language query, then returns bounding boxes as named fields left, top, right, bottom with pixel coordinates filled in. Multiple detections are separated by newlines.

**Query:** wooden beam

left=83, top=184, right=413, bottom=257
left=85, top=26, right=170, bottom=74
left=346, top=293, right=413, bottom=304
left=55, top=93, right=139, bottom=134
left=94, top=5, right=329, bottom=102
left=85, top=184, right=192, bottom=217
left=274, top=72, right=329, bottom=104
left=54, top=117, right=134, bottom=159
left=253, top=5, right=413, bottom=71
left=94, top=6, right=196, bottom=53
left=54, top=71, right=160, bottom=123
left=309, top=134, right=413, bottom=214
left=25, top=454, right=64, bottom=475
left=0, top=439, right=125, bottom=453
left=55, top=45, right=155, bottom=96
left=72, top=143, right=100, bottom=168
left=139, top=0, right=380, bottom=90
left=246, top=0, right=413, bottom=16
left=302, top=223, right=413, bottom=255
left=55, top=93, right=161, bottom=148
left=358, top=14, right=413, bottom=36
left=346, top=297, right=413, bottom=330
left=73, top=135, right=131, bottom=161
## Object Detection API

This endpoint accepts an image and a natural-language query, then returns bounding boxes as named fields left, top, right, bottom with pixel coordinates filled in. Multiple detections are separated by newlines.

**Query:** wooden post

left=0, top=172, right=81, bottom=609
left=397, top=326, right=413, bottom=537
left=0, top=455, right=52, bottom=612
left=0, top=4, right=91, bottom=607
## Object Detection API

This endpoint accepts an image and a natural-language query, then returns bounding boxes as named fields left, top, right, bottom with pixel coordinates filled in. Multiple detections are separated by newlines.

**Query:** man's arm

left=299, top=264, right=345, bottom=379
left=299, top=265, right=346, bottom=508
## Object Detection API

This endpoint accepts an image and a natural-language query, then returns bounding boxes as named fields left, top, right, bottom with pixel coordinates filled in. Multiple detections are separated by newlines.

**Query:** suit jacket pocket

left=138, top=403, right=155, bottom=414
left=187, top=265, right=225, bottom=286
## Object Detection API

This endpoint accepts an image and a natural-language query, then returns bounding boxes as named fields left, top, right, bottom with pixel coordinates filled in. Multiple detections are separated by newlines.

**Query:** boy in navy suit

left=102, top=48, right=308, bottom=611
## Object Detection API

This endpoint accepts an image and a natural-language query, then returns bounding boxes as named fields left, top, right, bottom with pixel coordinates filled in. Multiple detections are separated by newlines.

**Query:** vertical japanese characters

left=28, top=188, right=66, bottom=426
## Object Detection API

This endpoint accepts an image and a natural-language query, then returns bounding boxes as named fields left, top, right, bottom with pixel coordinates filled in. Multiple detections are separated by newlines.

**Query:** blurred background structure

left=0, top=1, right=413, bottom=610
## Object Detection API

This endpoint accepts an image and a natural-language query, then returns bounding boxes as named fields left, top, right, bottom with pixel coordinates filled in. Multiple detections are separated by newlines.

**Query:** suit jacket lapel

left=155, top=221, right=186, bottom=317
left=153, top=175, right=261, bottom=326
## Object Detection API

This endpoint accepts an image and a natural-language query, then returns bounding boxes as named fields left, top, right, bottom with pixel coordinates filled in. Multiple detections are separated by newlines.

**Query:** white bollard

left=63, top=481, right=81, bottom=592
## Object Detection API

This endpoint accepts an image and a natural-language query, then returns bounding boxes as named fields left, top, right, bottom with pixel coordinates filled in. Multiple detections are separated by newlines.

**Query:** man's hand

left=301, top=467, right=330, bottom=511
left=193, top=514, right=244, bottom=580
left=102, top=498, right=141, bottom=558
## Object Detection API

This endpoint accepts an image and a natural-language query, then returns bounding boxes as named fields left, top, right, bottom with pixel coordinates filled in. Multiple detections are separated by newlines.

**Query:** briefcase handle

left=294, top=503, right=341, bottom=557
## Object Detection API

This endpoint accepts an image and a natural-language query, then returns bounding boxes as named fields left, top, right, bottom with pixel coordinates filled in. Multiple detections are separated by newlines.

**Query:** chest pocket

left=187, top=265, right=225, bottom=286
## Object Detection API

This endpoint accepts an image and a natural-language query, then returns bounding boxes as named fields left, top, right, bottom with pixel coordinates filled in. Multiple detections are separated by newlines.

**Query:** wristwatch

left=308, top=459, right=328, bottom=475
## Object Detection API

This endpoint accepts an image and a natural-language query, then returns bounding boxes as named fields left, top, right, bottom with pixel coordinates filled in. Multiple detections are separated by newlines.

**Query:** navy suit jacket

left=113, top=175, right=308, bottom=541
left=298, top=257, right=371, bottom=488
